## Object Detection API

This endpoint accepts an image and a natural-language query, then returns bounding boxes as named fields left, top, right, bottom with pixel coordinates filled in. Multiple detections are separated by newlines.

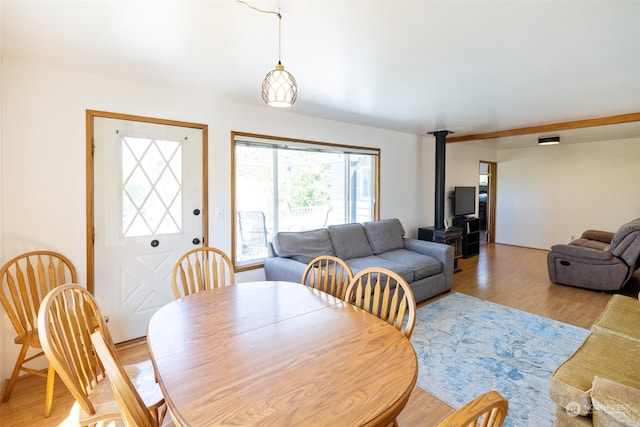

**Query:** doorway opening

left=479, top=161, right=497, bottom=244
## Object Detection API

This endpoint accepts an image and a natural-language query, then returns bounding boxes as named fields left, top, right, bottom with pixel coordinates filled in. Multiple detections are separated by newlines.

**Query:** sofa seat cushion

left=591, top=294, right=640, bottom=342
left=591, top=375, right=640, bottom=427
left=570, top=238, right=610, bottom=251
left=377, top=249, right=441, bottom=280
left=580, top=230, right=615, bottom=244
left=271, top=228, right=335, bottom=264
left=549, top=330, right=640, bottom=416
left=363, top=218, right=405, bottom=254
left=345, top=256, right=414, bottom=283
left=327, top=223, right=374, bottom=260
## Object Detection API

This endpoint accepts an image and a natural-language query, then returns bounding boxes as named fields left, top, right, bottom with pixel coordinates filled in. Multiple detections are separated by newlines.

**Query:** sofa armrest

left=580, top=230, right=614, bottom=244
left=263, top=256, right=307, bottom=283
left=550, top=244, right=615, bottom=261
left=404, top=238, right=454, bottom=289
left=591, top=375, right=640, bottom=426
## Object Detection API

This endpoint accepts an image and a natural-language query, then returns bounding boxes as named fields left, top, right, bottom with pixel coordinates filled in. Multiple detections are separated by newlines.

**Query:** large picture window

left=233, top=132, right=380, bottom=268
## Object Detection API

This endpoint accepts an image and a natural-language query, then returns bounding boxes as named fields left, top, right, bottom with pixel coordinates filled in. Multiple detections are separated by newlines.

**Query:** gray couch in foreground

left=264, top=218, right=454, bottom=303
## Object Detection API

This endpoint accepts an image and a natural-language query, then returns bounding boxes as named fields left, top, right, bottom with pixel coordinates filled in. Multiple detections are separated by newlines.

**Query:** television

left=454, top=186, right=476, bottom=217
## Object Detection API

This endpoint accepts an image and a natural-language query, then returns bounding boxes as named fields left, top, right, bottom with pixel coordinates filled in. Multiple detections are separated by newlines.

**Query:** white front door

left=93, top=116, right=205, bottom=343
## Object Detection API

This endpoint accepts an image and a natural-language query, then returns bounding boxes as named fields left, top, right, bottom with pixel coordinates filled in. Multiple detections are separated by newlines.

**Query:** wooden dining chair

left=171, top=247, right=235, bottom=299
left=437, top=390, right=508, bottom=427
left=344, top=267, right=417, bottom=339
left=37, top=283, right=165, bottom=425
left=301, top=255, right=354, bottom=299
left=0, top=250, right=77, bottom=416
left=90, top=330, right=175, bottom=427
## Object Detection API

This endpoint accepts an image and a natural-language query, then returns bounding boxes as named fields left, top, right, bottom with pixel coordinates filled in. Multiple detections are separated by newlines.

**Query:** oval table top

left=146, top=281, right=418, bottom=426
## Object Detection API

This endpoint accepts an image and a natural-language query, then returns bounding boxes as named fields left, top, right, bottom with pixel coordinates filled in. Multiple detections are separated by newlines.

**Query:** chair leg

left=1, top=344, right=29, bottom=402
left=156, top=403, right=168, bottom=424
left=44, top=364, right=55, bottom=417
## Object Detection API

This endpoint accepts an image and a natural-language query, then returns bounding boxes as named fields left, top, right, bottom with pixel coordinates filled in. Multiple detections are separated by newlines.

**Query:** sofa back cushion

left=327, top=223, right=374, bottom=260
left=363, top=218, right=405, bottom=254
left=271, top=228, right=335, bottom=264
left=609, top=218, right=640, bottom=270
left=610, top=218, right=640, bottom=250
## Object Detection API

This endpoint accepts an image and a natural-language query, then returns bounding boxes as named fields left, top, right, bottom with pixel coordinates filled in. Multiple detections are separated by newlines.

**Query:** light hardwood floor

left=1, top=243, right=638, bottom=426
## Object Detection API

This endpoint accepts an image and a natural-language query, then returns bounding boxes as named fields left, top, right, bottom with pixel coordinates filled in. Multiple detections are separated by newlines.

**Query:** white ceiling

left=2, top=1, right=640, bottom=149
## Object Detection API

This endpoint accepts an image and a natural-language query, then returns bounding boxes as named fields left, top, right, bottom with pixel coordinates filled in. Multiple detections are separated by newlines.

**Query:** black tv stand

left=452, top=216, right=480, bottom=258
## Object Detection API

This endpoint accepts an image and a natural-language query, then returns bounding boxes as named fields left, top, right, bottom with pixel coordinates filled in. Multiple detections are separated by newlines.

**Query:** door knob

left=193, top=208, right=201, bottom=216
left=151, top=239, right=159, bottom=247
left=192, top=238, right=201, bottom=245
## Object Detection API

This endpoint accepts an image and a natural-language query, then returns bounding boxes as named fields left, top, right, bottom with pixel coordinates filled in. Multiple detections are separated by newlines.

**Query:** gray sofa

left=264, top=218, right=454, bottom=303
left=547, top=217, right=640, bottom=291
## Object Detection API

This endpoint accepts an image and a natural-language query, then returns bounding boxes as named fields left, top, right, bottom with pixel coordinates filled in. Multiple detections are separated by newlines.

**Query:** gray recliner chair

left=547, top=217, right=640, bottom=291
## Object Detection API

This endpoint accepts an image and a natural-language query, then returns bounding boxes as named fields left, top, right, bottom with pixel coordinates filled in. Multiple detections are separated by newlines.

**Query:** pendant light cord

left=236, top=0, right=283, bottom=64
left=278, top=13, right=282, bottom=64
left=235, top=0, right=278, bottom=16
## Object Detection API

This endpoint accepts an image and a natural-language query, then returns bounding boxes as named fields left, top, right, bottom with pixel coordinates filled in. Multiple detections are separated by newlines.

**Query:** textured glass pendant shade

left=262, top=62, right=297, bottom=107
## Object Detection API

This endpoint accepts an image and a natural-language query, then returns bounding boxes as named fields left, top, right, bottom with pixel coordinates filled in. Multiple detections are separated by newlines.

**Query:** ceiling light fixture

left=237, top=0, right=297, bottom=108
left=538, top=136, right=560, bottom=145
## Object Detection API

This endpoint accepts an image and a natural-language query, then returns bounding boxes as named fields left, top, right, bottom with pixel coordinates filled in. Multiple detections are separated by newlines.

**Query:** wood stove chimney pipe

left=428, top=130, right=453, bottom=230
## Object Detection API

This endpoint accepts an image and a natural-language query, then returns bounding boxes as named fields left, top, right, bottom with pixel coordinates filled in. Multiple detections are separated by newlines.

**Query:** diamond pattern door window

left=122, top=136, right=182, bottom=237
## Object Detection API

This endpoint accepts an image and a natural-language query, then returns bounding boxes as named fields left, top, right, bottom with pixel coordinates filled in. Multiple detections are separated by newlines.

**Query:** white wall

left=495, top=139, right=640, bottom=249
left=3, top=56, right=638, bottom=381
left=0, top=38, right=5, bottom=383
left=445, top=142, right=497, bottom=222
left=0, top=57, right=428, bottom=379
left=416, top=138, right=498, bottom=230
left=417, top=137, right=435, bottom=227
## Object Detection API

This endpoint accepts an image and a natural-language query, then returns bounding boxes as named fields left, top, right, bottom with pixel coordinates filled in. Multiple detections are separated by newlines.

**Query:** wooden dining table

left=146, top=281, right=418, bottom=426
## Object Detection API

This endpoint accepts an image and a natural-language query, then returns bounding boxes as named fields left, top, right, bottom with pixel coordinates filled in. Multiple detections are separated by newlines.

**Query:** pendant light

left=261, top=12, right=297, bottom=107
left=236, top=1, right=297, bottom=108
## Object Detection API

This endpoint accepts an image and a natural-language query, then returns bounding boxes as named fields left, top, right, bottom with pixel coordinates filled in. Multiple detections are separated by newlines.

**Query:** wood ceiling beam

left=446, top=112, right=640, bottom=143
